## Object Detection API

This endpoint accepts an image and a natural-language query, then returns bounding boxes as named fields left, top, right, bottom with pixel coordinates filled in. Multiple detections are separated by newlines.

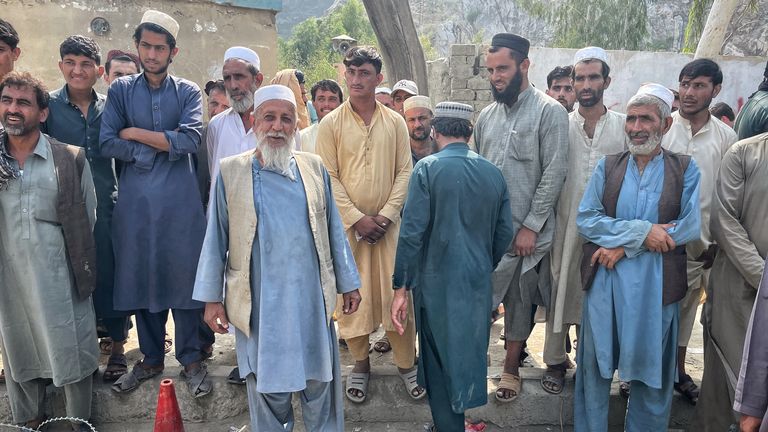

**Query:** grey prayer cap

left=434, top=102, right=474, bottom=121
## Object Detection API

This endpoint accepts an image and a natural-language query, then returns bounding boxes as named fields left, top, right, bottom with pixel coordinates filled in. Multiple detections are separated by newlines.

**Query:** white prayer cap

left=253, top=85, right=297, bottom=111
left=392, top=79, right=418, bottom=96
left=403, top=95, right=432, bottom=113
left=140, top=10, right=179, bottom=40
left=434, top=102, right=474, bottom=121
left=634, top=83, right=674, bottom=111
left=574, top=46, right=609, bottom=65
left=375, top=87, right=392, bottom=95
left=224, top=46, right=261, bottom=71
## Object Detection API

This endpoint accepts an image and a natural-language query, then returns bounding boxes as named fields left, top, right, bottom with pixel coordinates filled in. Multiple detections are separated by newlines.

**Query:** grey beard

left=231, top=92, right=254, bottom=114
left=3, top=125, right=24, bottom=136
left=255, top=131, right=296, bottom=181
left=628, top=132, right=662, bottom=156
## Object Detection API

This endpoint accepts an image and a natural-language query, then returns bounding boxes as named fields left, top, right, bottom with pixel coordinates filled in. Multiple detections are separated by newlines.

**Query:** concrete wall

left=5, top=0, right=279, bottom=95
left=429, top=44, right=767, bottom=118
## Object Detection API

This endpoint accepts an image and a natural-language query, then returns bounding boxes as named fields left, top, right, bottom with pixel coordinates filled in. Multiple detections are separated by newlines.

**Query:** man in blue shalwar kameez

left=391, top=102, right=515, bottom=432
left=574, top=83, right=701, bottom=431
left=100, top=10, right=214, bottom=397
left=193, top=84, right=362, bottom=431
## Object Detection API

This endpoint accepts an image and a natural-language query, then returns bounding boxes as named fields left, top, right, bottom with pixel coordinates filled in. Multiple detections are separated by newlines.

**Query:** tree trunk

left=362, top=0, right=429, bottom=96
left=694, top=0, right=740, bottom=58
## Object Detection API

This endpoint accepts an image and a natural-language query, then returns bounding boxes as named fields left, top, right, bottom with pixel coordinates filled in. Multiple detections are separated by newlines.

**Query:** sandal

left=373, top=336, right=392, bottom=353
left=495, top=372, right=521, bottom=403
left=541, top=362, right=568, bottom=394
left=619, top=381, right=631, bottom=398
left=0, top=368, right=5, bottom=384
left=99, top=338, right=113, bottom=356
left=111, top=362, right=163, bottom=394
left=181, top=363, right=212, bottom=398
left=399, top=368, right=426, bottom=400
left=674, top=374, right=699, bottom=405
left=103, top=354, right=128, bottom=382
left=227, top=367, right=246, bottom=385
left=345, top=371, right=370, bottom=403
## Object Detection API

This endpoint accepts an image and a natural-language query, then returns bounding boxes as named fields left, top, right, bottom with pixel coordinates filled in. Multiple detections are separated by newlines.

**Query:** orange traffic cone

left=154, top=379, right=185, bottom=432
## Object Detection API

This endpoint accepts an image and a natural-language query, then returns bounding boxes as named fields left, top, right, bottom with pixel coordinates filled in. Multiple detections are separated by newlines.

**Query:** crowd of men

left=1, top=9, right=768, bottom=432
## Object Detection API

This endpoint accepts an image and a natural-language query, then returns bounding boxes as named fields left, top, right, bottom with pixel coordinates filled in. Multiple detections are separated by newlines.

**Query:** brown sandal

left=495, top=372, right=521, bottom=402
left=103, top=354, right=128, bottom=382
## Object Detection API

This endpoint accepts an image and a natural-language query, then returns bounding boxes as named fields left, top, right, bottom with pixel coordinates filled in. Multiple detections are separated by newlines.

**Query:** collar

left=252, top=153, right=297, bottom=180
left=673, top=111, right=712, bottom=135
left=54, top=85, right=103, bottom=105
left=32, top=133, right=49, bottom=160
left=442, top=142, right=470, bottom=151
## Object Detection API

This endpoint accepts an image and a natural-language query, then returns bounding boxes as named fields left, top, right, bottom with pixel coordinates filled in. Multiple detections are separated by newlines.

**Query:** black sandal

left=541, top=362, right=568, bottom=394
left=674, top=374, right=699, bottom=405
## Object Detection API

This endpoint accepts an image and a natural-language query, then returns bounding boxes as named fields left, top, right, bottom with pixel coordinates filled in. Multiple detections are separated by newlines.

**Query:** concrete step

left=0, top=365, right=696, bottom=430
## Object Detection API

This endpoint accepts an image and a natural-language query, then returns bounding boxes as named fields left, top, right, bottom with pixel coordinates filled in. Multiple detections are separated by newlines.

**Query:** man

left=391, top=101, right=514, bottom=432
left=404, top=95, right=436, bottom=164
left=41, top=35, right=131, bottom=384
left=300, top=79, right=343, bottom=153
left=734, top=256, right=768, bottom=432
left=710, top=102, right=735, bottom=128
left=671, top=88, right=681, bottom=112
left=205, top=79, right=230, bottom=118
left=0, top=71, right=98, bottom=431
left=734, top=61, right=768, bottom=139
left=475, top=33, right=568, bottom=402
left=542, top=47, right=626, bottom=395
left=0, top=19, right=20, bottom=80
left=206, top=46, right=263, bottom=194
left=391, top=79, right=418, bottom=116
left=575, top=83, right=701, bottom=431
left=100, top=10, right=213, bottom=397
left=661, top=58, right=737, bottom=404
left=545, top=65, right=576, bottom=112
left=316, top=46, right=423, bottom=403
left=103, top=49, right=140, bottom=86
left=376, top=86, right=394, bottom=109
left=694, top=130, right=768, bottom=431
left=193, top=84, right=361, bottom=431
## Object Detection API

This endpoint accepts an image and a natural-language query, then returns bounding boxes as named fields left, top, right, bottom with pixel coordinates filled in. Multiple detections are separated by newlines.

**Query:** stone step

left=0, top=365, right=696, bottom=430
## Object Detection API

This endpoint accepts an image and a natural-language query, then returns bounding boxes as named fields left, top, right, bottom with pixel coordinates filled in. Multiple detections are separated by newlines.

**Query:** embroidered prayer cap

left=403, top=95, right=432, bottom=114
left=490, top=33, right=530, bottom=58
left=224, top=46, right=261, bottom=71
left=574, top=46, right=609, bottom=66
left=375, top=87, right=392, bottom=95
left=434, top=102, right=474, bottom=121
left=634, top=83, right=674, bottom=111
left=253, top=84, right=297, bottom=111
left=392, top=80, right=418, bottom=96
left=140, top=10, right=179, bottom=40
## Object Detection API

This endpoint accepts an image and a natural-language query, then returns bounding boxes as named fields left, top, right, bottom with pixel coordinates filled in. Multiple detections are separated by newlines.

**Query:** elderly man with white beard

left=574, top=83, right=701, bottom=431
left=192, top=84, right=362, bottom=431
left=206, top=46, right=263, bottom=196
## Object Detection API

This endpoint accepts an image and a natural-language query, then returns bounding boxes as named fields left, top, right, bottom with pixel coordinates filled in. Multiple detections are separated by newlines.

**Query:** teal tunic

left=393, top=142, right=514, bottom=412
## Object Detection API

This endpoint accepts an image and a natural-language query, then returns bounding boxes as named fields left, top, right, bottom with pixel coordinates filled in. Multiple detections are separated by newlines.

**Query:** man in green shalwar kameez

left=391, top=102, right=515, bottom=431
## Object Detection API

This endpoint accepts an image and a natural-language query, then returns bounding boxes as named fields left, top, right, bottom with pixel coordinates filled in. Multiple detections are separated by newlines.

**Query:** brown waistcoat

left=581, top=149, right=690, bottom=305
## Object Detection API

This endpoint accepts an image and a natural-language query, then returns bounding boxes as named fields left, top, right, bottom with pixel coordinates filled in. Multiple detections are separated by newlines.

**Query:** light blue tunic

left=192, top=157, right=360, bottom=394
left=576, top=152, right=701, bottom=387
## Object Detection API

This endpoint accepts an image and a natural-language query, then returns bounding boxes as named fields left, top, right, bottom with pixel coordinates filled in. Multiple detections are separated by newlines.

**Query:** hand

left=204, top=302, right=230, bottom=334
left=644, top=223, right=676, bottom=253
left=590, top=246, right=625, bottom=270
left=372, top=215, right=392, bottom=231
left=739, top=414, right=762, bottom=432
left=513, top=226, right=538, bottom=256
left=353, top=215, right=387, bottom=244
left=118, top=127, right=137, bottom=141
left=342, top=289, right=362, bottom=315
left=390, top=288, right=408, bottom=336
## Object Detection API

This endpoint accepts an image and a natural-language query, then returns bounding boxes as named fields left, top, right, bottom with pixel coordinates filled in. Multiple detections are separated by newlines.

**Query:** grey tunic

left=0, top=134, right=99, bottom=386
left=475, top=84, right=569, bottom=308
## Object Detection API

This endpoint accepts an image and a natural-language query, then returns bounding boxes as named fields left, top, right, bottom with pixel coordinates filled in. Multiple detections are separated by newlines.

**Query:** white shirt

left=299, top=123, right=319, bottom=153
left=206, top=108, right=255, bottom=196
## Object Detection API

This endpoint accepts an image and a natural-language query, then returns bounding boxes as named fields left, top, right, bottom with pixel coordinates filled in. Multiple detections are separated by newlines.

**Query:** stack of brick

left=447, top=44, right=493, bottom=117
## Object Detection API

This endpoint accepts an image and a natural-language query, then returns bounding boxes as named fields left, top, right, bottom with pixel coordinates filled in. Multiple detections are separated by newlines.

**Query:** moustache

left=3, top=112, right=25, bottom=122
left=266, top=132, right=288, bottom=139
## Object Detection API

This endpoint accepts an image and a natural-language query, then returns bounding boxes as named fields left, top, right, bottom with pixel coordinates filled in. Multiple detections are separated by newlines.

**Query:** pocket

left=34, top=208, right=60, bottom=225
left=508, top=132, right=534, bottom=161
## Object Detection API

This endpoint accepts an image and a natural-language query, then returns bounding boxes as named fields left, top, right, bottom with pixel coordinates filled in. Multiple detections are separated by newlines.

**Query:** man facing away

left=194, top=84, right=361, bottom=431
left=475, top=32, right=568, bottom=402
left=315, top=46, right=423, bottom=403
left=543, top=46, right=626, bottom=395
left=661, top=58, right=737, bottom=404
left=574, top=83, right=701, bottom=431
left=0, top=71, right=99, bottom=431
left=391, top=101, right=514, bottom=432
left=100, top=9, right=213, bottom=398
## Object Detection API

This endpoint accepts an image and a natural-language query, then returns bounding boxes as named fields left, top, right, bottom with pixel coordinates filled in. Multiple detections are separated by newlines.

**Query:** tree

left=547, top=0, right=648, bottom=50
left=683, top=0, right=758, bottom=57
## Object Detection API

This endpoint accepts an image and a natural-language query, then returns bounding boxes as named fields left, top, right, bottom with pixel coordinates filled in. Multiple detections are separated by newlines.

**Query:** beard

left=2, top=113, right=32, bottom=136
left=229, top=84, right=258, bottom=113
left=409, top=127, right=430, bottom=141
left=491, top=71, right=524, bottom=107
left=628, top=130, right=663, bottom=156
left=577, top=88, right=604, bottom=107
left=255, top=130, right=296, bottom=181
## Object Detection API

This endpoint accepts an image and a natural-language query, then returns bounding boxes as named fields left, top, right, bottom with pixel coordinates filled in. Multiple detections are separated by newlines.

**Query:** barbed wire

left=0, top=416, right=96, bottom=431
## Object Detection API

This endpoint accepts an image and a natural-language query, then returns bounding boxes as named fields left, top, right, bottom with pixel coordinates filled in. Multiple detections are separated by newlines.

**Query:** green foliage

left=278, top=0, right=377, bottom=85
left=682, top=0, right=712, bottom=53
left=547, top=0, right=649, bottom=50
left=419, top=34, right=439, bottom=61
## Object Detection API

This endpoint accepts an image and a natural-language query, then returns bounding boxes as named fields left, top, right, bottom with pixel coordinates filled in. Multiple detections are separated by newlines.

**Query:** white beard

left=230, top=91, right=254, bottom=114
left=255, top=130, right=296, bottom=181
left=628, top=131, right=662, bottom=156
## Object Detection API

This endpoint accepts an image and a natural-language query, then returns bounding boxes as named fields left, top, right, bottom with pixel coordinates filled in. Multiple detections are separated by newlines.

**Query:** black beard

left=491, top=72, right=524, bottom=107
left=577, top=88, right=604, bottom=107
left=409, top=129, right=430, bottom=141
